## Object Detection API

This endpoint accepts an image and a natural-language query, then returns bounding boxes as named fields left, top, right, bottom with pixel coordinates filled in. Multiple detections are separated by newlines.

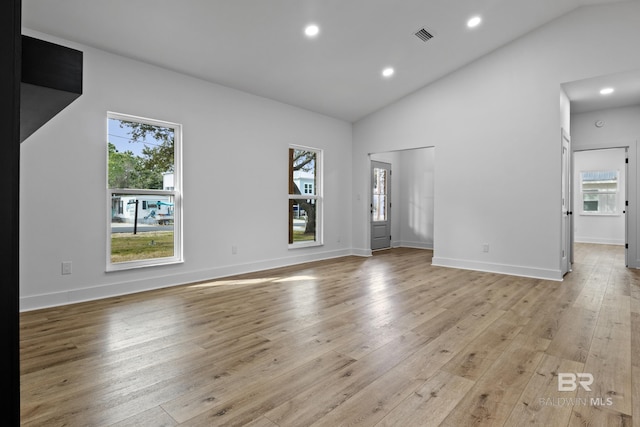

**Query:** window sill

left=288, top=241, right=323, bottom=250
left=579, top=213, right=621, bottom=217
left=106, top=257, right=184, bottom=272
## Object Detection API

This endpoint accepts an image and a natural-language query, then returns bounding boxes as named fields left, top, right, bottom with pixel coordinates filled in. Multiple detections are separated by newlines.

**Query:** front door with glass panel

left=371, top=161, right=391, bottom=250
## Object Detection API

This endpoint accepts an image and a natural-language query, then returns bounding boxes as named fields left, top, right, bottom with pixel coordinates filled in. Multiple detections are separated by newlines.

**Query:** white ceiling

left=22, top=0, right=638, bottom=122
left=563, top=69, right=640, bottom=114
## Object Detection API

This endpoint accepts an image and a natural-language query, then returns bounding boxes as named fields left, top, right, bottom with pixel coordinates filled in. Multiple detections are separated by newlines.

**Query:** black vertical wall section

left=1, top=0, right=21, bottom=425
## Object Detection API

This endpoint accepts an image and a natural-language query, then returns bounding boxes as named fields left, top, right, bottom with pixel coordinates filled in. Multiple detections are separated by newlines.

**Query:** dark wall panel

left=20, top=35, right=83, bottom=142
left=1, top=0, right=22, bottom=425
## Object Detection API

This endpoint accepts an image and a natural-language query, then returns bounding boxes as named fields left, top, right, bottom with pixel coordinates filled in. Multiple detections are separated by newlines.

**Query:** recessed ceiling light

left=304, top=24, right=320, bottom=38
left=382, top=67, right=395, bottom=78
left=467, top=16, right=482, bottom=28
left=600, top=87, right=615, bottom=95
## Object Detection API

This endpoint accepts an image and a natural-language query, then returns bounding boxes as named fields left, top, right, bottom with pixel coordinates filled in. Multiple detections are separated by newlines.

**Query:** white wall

left=20, top=30, right=353, bottom=310
left=573, top=148, right=626, bottom=245
left=571, top=105, right=640, bottom=146
left=352, top=2, right=640, bottom=280
left=560, top=88, right=571, bottom=137
left=398, top=148, right=435, bottom=249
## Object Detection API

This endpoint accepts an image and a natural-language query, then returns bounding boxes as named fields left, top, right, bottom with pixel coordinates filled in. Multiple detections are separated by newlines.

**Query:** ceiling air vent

left=414, top=27, right=435, bottom=42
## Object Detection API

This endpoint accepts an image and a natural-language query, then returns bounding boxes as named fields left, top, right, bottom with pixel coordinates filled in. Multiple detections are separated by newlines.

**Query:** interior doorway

left=369, top=147, right=435, bottom=253
left=560, top=69, right=640, bottom=271
left=573, top=147, right=628, bottom=265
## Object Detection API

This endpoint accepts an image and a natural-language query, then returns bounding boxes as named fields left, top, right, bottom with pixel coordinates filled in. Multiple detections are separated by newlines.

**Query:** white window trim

left=106, top=112, right=183, bottom=271
left=289, top=144, right=323, bottom=249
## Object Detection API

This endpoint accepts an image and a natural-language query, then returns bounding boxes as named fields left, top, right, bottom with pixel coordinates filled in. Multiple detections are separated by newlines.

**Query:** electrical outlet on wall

left=62, top=261, right=72, bottom=275
left=482, top=243, right=490, bottom=253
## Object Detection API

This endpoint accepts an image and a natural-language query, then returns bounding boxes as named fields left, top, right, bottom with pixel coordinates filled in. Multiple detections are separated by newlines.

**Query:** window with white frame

left=580, top=170, right=619, bottom=215
left=107, top=112, right=182, bottom=269
left=288, top=146, right=322, bottom=247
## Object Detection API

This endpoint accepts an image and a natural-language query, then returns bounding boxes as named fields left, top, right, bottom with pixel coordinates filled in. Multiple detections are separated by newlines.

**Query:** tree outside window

left=289, top=146, right=322, bottom=246
left=107, top=112, right=182, bottom=269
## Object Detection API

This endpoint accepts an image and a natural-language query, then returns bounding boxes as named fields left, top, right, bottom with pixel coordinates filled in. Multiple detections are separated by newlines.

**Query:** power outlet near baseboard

left=62, top=261, right=72, bottom=275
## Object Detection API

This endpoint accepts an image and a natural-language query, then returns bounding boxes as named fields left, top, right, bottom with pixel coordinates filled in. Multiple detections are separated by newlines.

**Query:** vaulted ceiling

left=23, top=0, right=639, bottom=122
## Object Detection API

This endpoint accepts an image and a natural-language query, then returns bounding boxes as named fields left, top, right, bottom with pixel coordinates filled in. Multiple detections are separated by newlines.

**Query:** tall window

left=107, top=112, right=182, bottom=269
left=581, top=170, right=618, bottom=215
left=289, top=146, right=322, bottom=247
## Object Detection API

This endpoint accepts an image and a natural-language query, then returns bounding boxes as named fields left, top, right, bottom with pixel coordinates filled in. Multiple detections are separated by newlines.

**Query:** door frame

left=571, top=139, right=638, bottom=268
left=561, top=129, right=572, bottom=275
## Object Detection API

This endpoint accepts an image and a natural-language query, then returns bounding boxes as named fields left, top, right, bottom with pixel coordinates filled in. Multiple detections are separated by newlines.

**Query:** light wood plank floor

left=20, top=244, right=640, bottom=426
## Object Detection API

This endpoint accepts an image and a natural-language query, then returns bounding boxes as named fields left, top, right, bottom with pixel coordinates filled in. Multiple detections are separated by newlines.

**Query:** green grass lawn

left=293, top=230, right=316, bottom=242
left=112, top=229, right=314, bottom=263
left=111, top=231, right=174, bottom=263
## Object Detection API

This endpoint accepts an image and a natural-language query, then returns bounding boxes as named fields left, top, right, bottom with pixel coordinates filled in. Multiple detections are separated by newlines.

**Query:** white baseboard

left=574, top=237, right=625, bottom=246
left=351, top=248, right=373, bottom=257
left=431, top=256, right=563, bottom=281
left=20, top=248, right=353, bottom=311
left=21, top=247, right=564, bottom=311
left=397, top=241, right=433, bottom=250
